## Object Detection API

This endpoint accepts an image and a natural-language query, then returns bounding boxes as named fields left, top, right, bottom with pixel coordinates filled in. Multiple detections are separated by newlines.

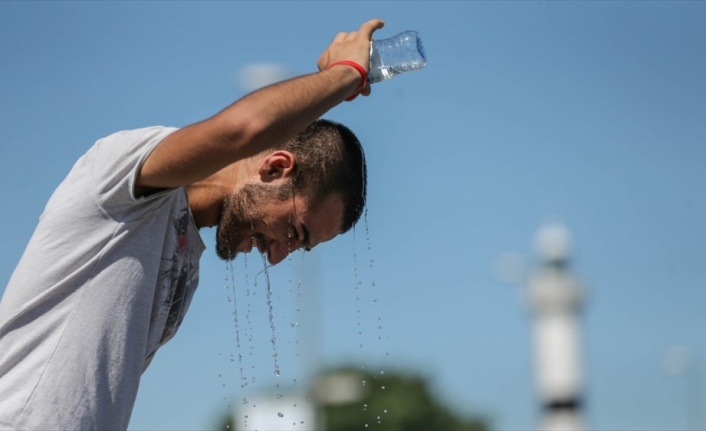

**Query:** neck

left=186, top=180, right=224, bottom=228
left=186, top=162, right=248, bottom=228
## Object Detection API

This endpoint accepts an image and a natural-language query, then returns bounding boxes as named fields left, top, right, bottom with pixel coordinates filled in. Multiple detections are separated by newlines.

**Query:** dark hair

left=278, top=119, right=367, bottom=233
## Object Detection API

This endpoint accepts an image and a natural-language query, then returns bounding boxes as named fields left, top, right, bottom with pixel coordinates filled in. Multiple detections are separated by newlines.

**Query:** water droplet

left=278, top=412, right=284, bottom=418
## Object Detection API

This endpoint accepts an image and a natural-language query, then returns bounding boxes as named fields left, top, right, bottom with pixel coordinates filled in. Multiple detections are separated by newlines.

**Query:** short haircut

left=278, top=119, right=367, bottom=234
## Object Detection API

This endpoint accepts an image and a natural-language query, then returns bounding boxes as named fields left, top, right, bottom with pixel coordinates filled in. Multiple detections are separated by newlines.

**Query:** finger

left=358, top=19, right=385, bottom=39
left=343, top=31, right=359, bottom=42
left=332, top=32, right=348, bottom=43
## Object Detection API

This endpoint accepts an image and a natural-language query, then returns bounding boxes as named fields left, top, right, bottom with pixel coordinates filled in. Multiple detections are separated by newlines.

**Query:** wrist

left=327, top=60, right=367, bottom=101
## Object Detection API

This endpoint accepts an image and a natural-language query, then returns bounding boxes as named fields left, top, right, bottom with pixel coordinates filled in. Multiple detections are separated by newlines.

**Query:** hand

left=318, top=19, right=385, bottom=97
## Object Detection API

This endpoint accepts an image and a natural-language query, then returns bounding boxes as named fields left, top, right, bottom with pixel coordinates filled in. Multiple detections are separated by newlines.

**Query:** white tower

left=528, top=224, right=586, bottom=431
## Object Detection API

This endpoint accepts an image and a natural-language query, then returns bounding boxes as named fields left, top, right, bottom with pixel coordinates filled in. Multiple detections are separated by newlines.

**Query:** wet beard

left=215, top=182, right=290, bottom=261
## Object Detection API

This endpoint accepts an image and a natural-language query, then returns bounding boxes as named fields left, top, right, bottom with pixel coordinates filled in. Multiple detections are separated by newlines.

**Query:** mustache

left=215, top=230, right=267, bottom=262
left=250, top=234, right=266, bottom=254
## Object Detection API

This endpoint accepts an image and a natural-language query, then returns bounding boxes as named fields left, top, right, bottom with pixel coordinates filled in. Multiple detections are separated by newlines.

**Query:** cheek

left=269, top=222, right=291, bottom=245
left=261, top=218, right=291, bottom=245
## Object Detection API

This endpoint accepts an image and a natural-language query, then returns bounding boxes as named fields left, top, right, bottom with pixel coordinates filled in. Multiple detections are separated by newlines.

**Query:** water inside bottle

left=369, top=30, right=426, bottom=84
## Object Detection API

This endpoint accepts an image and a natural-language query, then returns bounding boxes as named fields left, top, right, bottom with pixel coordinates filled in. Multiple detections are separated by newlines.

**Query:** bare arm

left=136, top=19, right=384, bottom=194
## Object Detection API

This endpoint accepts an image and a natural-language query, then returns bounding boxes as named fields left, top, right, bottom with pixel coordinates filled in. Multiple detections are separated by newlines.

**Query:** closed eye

left=301, top=223, right=311, bottom=252
left=289, top=224, right=311, bottom=252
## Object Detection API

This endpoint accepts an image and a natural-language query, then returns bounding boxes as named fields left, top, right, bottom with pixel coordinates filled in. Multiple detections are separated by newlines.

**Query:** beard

left=215, top=181, right=290, bottom=261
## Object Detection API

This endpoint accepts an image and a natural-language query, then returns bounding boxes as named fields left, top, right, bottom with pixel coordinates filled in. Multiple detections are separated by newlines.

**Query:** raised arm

left=135, top=19, right=384, bottom=195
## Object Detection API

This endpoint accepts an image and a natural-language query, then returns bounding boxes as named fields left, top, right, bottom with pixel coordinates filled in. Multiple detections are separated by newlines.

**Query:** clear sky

left=2, top=1, right=706, bottom=430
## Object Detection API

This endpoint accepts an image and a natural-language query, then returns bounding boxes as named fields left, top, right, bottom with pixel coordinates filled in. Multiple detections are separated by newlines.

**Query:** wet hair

left=277, top=119, right=367, bottom=234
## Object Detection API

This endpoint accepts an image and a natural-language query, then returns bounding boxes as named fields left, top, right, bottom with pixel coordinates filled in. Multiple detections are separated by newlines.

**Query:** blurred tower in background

left=527, top=224, right=586, bottom=431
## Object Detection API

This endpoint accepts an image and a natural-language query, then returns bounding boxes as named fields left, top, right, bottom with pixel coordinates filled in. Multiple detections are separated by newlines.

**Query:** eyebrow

left=301, top=223, right=311, bottom=251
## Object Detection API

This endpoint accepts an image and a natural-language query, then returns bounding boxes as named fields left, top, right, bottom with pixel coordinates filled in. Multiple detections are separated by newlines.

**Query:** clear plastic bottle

left=368, top=31, right=427, bottom=84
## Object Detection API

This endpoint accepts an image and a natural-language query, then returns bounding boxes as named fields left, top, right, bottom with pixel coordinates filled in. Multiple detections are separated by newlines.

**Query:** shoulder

left=96, top=126, right=180, bottom=152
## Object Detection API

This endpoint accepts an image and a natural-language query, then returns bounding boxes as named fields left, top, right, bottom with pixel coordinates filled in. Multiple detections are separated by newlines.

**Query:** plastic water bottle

left=368, top=31, right=427, bottom=84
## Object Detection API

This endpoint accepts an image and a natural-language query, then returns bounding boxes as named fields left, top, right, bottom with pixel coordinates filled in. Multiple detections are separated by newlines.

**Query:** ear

left=257, top=150, right=296, bottom=183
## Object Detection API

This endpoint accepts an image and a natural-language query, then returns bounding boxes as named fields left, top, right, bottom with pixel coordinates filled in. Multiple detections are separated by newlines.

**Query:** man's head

left=279, top=119, right=367, bottom=233
left=215, top=119, right=367, bottom=263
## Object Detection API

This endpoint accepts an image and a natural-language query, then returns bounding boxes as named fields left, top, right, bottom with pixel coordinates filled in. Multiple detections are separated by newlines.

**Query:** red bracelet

left=327, top=60, right=367, bottom=101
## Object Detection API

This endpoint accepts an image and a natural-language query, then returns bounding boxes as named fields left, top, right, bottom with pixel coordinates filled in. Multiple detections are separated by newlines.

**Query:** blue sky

left=2, top=1, right=706, bottom=430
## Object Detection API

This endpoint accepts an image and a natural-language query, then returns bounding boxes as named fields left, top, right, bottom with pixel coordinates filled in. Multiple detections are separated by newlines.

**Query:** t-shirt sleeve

left=89, top=126, right=180, bottom=220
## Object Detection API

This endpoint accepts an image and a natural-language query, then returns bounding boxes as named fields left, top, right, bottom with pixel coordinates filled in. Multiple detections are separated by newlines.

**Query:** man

left=0, top=18, right=385, bottom=430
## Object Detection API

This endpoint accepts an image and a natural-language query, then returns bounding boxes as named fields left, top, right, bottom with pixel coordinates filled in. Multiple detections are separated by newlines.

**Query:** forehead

left=295, top=193, right=344, bottom=245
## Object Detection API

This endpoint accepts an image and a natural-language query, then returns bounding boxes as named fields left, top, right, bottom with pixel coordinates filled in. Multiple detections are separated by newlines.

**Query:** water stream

left=220, top=209, right=388, bottom=429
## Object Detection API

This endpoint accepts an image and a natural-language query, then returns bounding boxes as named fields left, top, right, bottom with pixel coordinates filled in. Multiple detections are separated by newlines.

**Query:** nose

left=267, top=240, right=301, bottom=265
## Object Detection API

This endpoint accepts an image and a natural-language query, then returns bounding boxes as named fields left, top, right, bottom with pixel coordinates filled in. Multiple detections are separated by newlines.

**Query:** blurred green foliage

left=216, top=366, right=490, bottom=430
left=321, top=366, right=489, bottom=431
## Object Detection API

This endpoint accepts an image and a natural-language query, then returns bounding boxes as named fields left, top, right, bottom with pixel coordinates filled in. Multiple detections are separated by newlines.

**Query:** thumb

left=358, top=19, right=385, bottom=40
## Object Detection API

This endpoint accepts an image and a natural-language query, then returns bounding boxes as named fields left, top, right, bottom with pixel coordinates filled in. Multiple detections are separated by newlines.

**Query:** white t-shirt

left=0, top=126, right=206, bottom=430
